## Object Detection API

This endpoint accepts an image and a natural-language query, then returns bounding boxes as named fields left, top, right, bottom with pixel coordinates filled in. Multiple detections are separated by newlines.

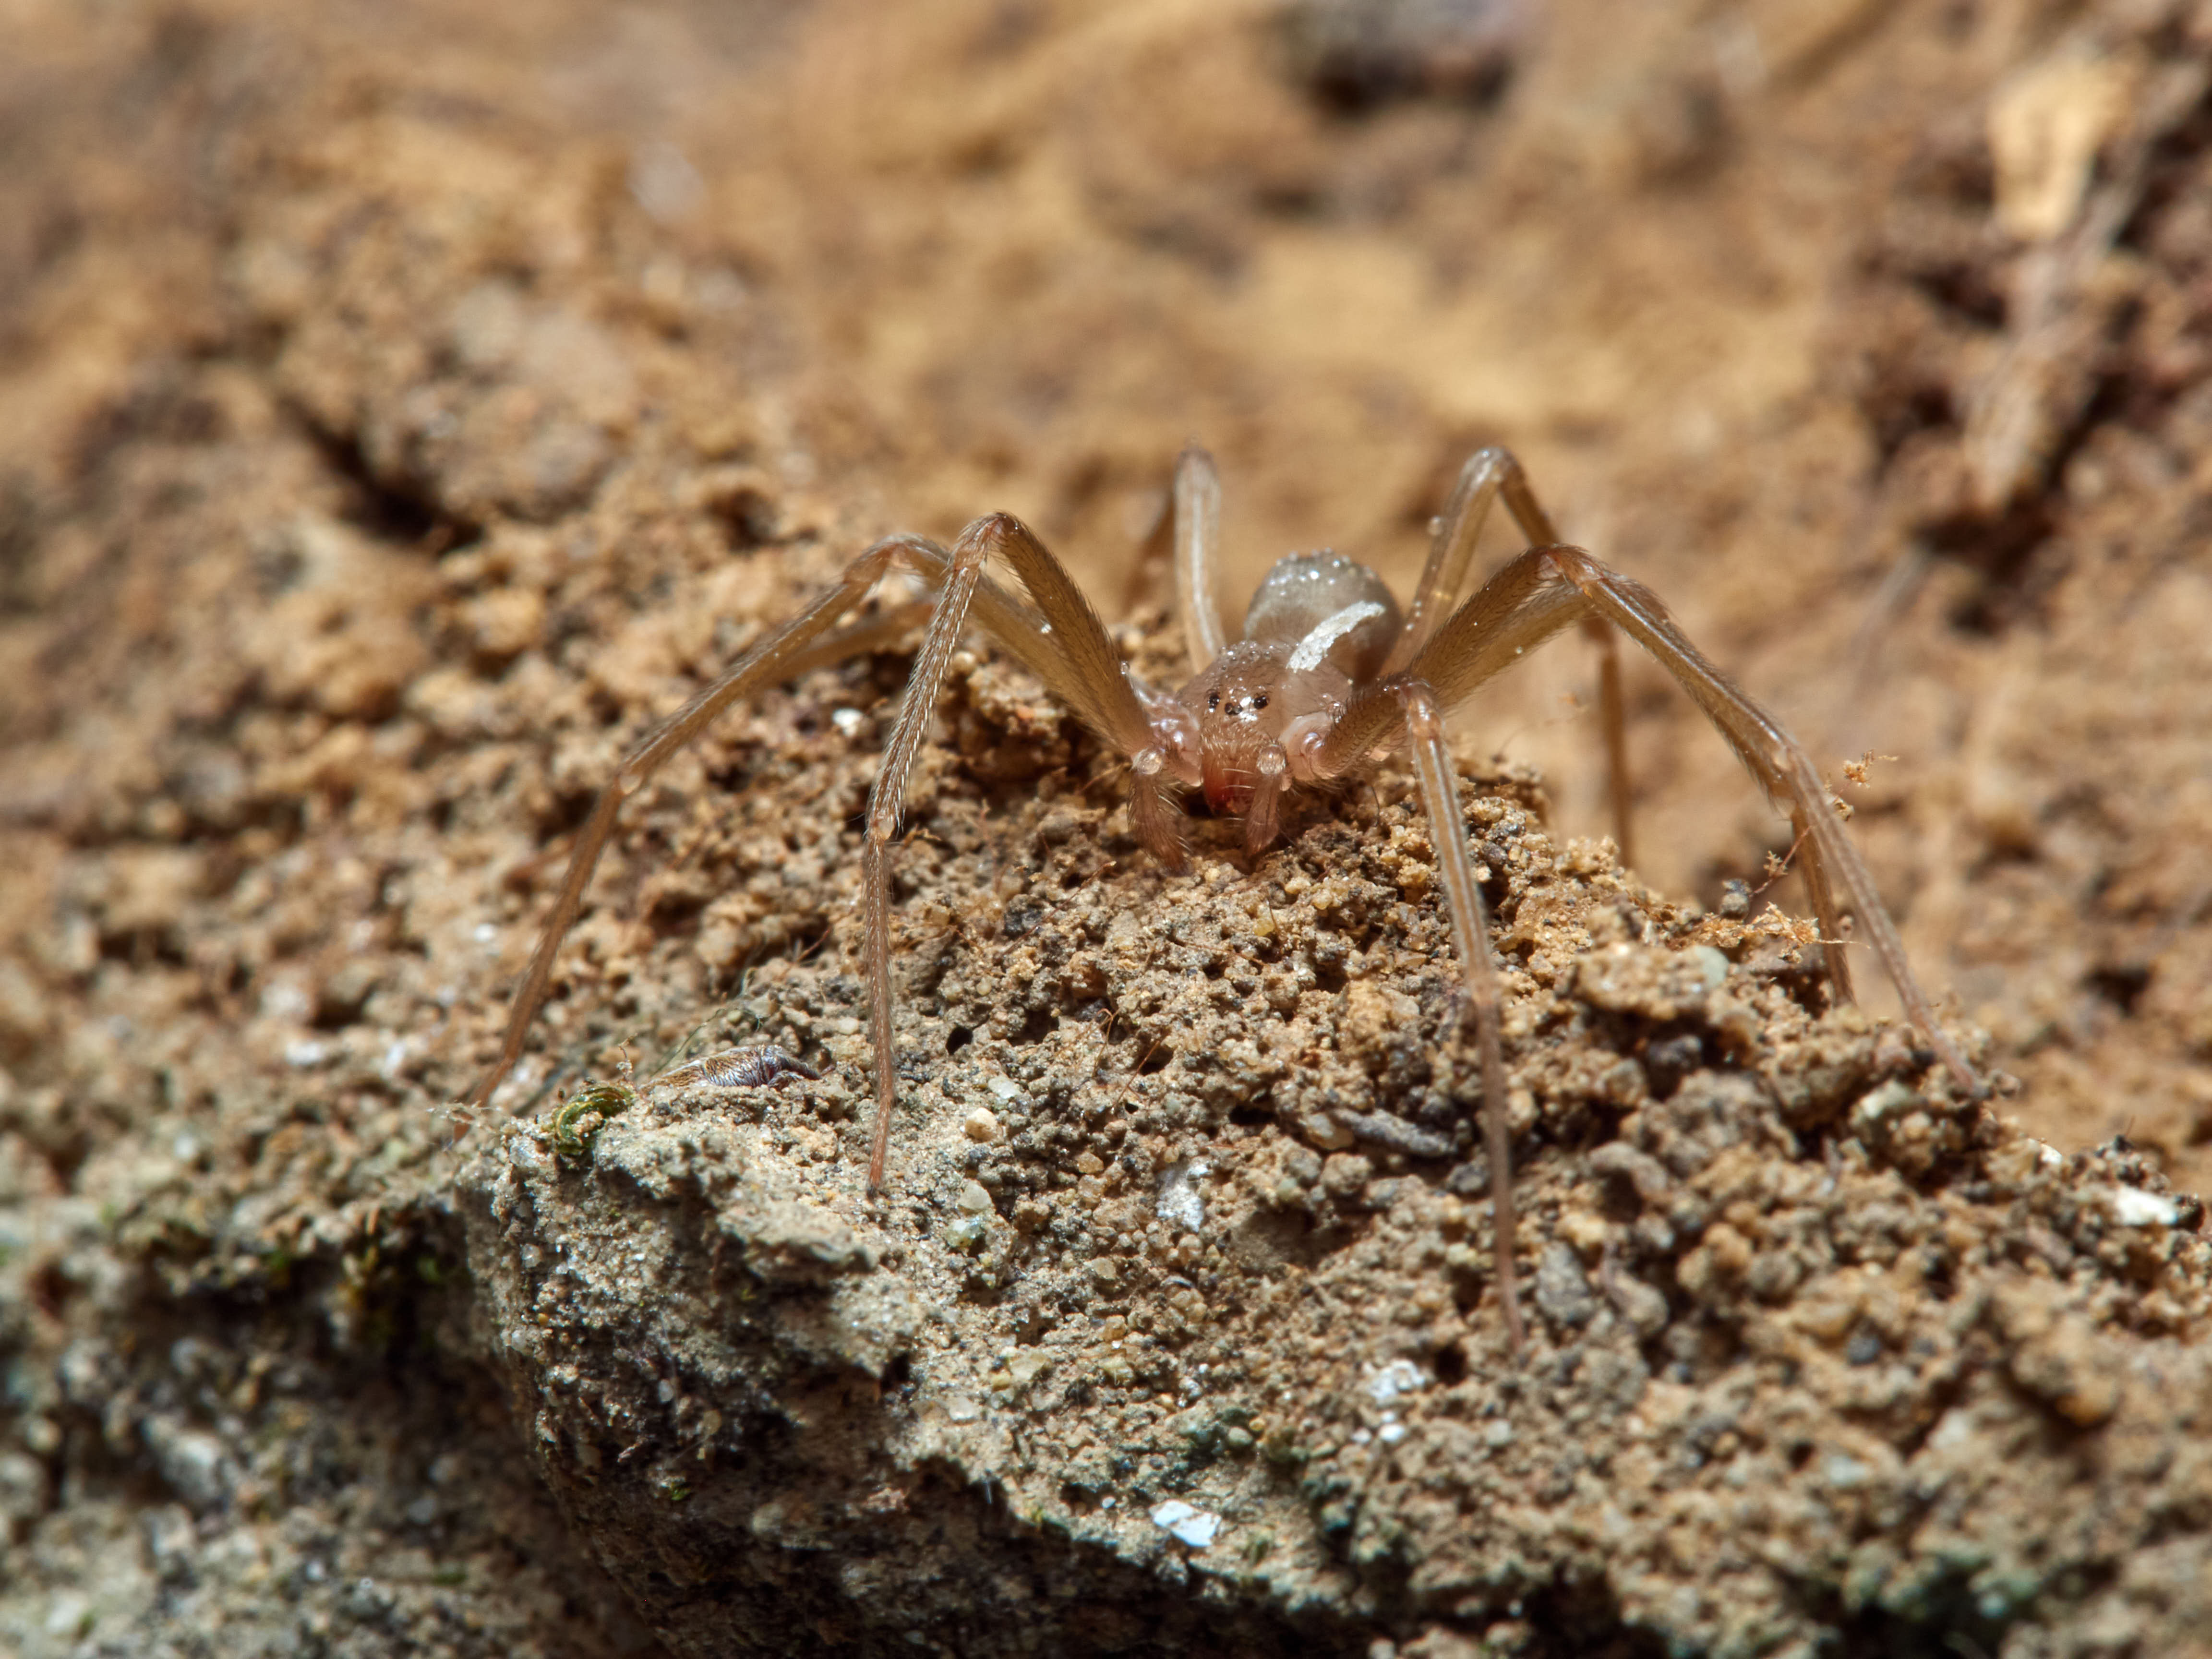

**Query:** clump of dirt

left=455, top=682, right=2212, bottom=1656
left=3, top=1, right=2211, bottom=1656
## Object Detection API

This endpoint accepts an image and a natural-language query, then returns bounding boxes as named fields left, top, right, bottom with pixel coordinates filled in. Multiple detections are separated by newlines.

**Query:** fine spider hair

left=467, top=444, right=1983, bottom=1355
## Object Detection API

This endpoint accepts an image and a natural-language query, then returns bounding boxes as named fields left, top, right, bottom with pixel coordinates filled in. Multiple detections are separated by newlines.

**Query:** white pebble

left=1154, top=1159, right=1210, bottom=1232
left=1823, top=1453, right=1871, bottom=1490
left=1150, top=1500, right=1221, bottom=1549
left=1363, top=1358, right=1429, bottom=1406
left=2111, top=1185, right=2179, bottom=1227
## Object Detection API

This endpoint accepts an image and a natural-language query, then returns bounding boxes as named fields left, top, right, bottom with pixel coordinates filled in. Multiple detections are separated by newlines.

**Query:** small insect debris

left=471, top=443, right=1983, bottom=1355
left=547, top=1045, right=820, bottom=1161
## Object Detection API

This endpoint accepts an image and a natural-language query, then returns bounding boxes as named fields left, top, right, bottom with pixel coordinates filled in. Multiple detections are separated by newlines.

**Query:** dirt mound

left=3, top=2, right=2209, bottom=1655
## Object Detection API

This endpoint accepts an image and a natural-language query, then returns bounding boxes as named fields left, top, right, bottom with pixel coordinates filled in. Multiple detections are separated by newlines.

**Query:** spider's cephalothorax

left=470, top=443, right=1985, bottom=1357
left=1169, top=552, right=1400, bottom=838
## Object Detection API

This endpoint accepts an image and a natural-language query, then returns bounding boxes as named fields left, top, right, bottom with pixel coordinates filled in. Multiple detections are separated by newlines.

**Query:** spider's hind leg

left=1539, top=545, right=1980, bottom=1098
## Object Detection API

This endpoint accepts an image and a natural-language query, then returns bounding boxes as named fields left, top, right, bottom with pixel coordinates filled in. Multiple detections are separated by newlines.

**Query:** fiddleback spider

left=468, top=445, right=1984, bottom=1354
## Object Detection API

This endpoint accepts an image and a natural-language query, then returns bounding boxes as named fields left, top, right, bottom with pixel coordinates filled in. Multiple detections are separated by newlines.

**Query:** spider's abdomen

left=1241, top=551, right=1401, bottom=681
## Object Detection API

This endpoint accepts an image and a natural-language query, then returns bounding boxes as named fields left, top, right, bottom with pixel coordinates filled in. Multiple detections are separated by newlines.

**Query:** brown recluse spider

left=467, top=444, right=1984, bottom=1355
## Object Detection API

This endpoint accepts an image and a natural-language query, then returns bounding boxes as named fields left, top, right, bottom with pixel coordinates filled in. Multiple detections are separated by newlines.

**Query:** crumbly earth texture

left=460, top=730, right=2212, bottom=1659
left=4, top=1, right=2212, bottom=1656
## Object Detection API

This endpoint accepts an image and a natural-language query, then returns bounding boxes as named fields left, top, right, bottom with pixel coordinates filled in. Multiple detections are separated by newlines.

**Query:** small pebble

left=2111, top=1186, right=2178, bottom=1227
left=1151, top=1500, right=1221, bottom=1549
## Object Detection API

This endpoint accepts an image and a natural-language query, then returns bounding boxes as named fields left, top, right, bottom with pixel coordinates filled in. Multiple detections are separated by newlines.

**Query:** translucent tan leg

left=1173, top=444, right=1229, bottom=673
left=859, top=513, right=1166, bottom=1184
left=1376, top=542, right=1982, bottom=1098
left=1299, top=543, right=1982, bottom=1346
left=861, top=527, right=987, bottom=1187
left=1532, top=548, right=1984, bottom=1083
left=933, top=513, right=1186, bottom=864
left=1387, top=448, right=1636, bottom=868
left=1395, top=681, right=1526, bottom=1355
left=469, top=514, right=1171, bottom=1192
left=467, top=537, right=937, bottom=1119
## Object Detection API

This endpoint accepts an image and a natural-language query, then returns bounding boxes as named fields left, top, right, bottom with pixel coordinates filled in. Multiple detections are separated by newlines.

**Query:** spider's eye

left=1207, top=691, right=1220, bottom=711
left=1252, top=695, right=1268, bottom=710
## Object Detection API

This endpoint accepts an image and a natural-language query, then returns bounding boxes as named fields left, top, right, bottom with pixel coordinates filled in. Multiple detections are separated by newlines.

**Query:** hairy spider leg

left=1336, top=543, right=1984, bottom=1098
left=1536, top=545, right=1983, bottom=1096
left=860, top=527, right=990, bottom=1187
left=1302, top=544, right=1983, bottom=1351
left=858, top=515, right=1171, bottom=1185
left=466, top=536, right=949, bottom=1123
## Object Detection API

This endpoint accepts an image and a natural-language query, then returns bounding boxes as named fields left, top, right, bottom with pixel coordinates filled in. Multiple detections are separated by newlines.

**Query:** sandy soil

left=2, top=0, right=2210, bottom=1654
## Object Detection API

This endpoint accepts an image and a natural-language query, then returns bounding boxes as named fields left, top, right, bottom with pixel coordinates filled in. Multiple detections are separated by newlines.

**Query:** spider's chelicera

left=469, top=445, right=1983, bottom=1354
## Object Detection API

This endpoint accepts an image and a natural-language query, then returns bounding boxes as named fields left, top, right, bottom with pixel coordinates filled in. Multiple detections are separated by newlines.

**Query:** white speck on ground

left=1154, top=1160, right=1210, bottom=1231
left=1364, top=1358, right=1429, bottom=1406
left=2111, top=1186, right=2180, bottom=1227
left=1150, top=1501, right=1221, bottom=1549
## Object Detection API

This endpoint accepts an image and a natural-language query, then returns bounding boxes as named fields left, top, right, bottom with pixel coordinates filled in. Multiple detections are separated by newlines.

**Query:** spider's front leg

left=1287, top=671, right=1533, bottom=1353
left=471, top=497, right=1192, bottom=1194
left=466, top=533, right=962, bottom=1122
left=858, top=528, right=990, bottom=1188
left=855, top=512, right=1168, bottom=1185
left=1394, top=683, right=1527, bottom=1355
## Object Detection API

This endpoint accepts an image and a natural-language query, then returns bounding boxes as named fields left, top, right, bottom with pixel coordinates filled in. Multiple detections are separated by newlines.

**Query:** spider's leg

left=861, top=522, right=991, bottom=1190
left=974, top=518, right=1155, bottom=753
left=1589, top=623, right=1634, bottom=872
left=1541, top=545, right=1982, bottom=1098
left=1399, top=681, right=1525, bottom=1356
left=1174, top=444, right=1228, bottom=673
left=1315, top=548, right=1587, bottom=782
left=1789, top=802, right=1857, bottom=1007
left=774, top=597, right=935, bottom=678
left=1388, top=448, right=1635, bottom=868
left=851, top=530, right=1182, bottom=864
left=1302, top=540, right=1980, bottom=1348
left=979, top=513, right=1188, bottom=866
left=1389, top=448, right=1527, bottom=668
left=469, top=537, right=951, bottom=1116
left=861, top=511, right=1175, bottom=1184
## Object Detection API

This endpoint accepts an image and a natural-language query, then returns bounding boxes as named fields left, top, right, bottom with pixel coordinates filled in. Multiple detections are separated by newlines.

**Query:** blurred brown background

left=7, top=0, right=2206, bottom=1177
left=4, top=1, right=2212, bottom=1652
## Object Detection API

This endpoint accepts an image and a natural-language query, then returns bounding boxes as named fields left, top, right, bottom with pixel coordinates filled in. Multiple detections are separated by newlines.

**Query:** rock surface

left=3, top=2, right=2211, bottom=1656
